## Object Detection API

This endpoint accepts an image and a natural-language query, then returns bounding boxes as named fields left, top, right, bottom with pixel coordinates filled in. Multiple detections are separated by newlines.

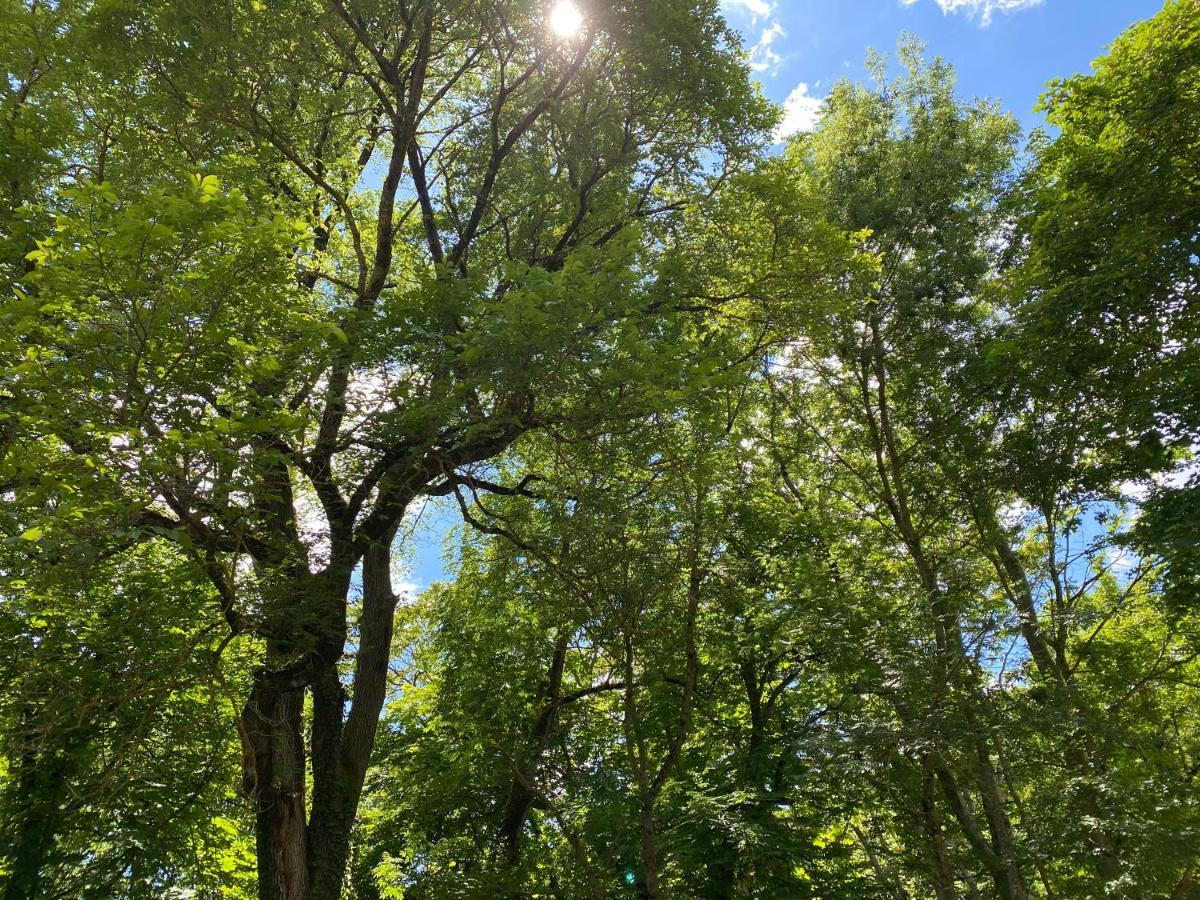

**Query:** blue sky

left=721, top=0, right=1166, bottom=138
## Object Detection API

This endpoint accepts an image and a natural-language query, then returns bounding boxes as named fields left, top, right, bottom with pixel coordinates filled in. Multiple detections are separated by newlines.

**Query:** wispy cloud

left=775, top=82, right=824, bottom=142
left=721, top=0, right=788, bottom=77
left=900, top=0, right=1044, bottom=25
left=749, top=21, right=786, bottom=73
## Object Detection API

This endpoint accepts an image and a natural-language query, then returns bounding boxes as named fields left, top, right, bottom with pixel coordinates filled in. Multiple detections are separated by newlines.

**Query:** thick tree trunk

left=637, top=804, right=662, bottom=900
left=308, top=535, right=403, bottom=900
left=2, top=738, right=70, bottom=900
left=243, top=678, right=308, bottom=900
left=307, top=665, right=352, bottom=900
left=240, top=487, right=416, bottom=900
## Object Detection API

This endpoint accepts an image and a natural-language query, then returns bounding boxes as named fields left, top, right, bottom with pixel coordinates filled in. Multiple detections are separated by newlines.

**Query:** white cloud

left=749, top=21, right=786, bottom=73
left=721, top=0, right=788, bottom=76
left=900, top=0, right=1044, bottom=25
left=721, top=0, right=775, bottom=20
left=393, top=580, right=423, bottom=605
left=389, top=554, right=423, bottom=604
left=775, top=82, right=823, bottom=142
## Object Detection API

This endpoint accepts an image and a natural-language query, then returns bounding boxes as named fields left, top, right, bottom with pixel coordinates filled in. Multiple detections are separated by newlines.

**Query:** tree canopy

left=1, top=1, right=1198, bottom=898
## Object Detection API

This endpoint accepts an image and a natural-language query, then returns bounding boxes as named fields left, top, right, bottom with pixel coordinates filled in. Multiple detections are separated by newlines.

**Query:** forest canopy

left=0, top=1, right=1198, bottom=898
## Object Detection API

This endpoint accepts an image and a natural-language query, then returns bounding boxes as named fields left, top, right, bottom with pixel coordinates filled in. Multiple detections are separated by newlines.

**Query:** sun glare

left=549, top=0, right=584, bottom=38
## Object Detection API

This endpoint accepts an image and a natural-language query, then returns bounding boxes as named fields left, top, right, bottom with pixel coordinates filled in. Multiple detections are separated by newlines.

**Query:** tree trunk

left=859, top=317, right=1028, bottom=897
left=496, top=634, right=569, bottom=865
left=622, top=476, right=707, bottom=900
left=931, top=612, right=1030, bottom=900
left=996, top=733, right=1060, bottom=900
left=2, top=740, right=71, bottom=900
left=637, top=804, right=662, bottom=900
left=853, top=821, right=912, bottom=900
left=907, top=541, right=1028, bottom=900
left=240, top=516, right=413, bottom=900
left=919, top=580, right=1029, bottom=900
left=308, top=535, right=403, bottom=900
left=1170, top=868, right=1196, bottom=900
left=243, top=677, right=308, bottom=900
left=967, top=721, right=1028, bottom=900
left=307, top=664, right=352, bottom=900
left=920, top=756, right=959, bottom=900
left=974, top=500, right=1127, bottom=891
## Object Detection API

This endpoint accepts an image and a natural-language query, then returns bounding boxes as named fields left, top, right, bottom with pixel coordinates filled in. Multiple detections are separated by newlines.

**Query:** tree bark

left=966, top=725, right=1028, bottom=900
left=920, top=756, right=959, bottom=900
left=1170, top=868, right=1196, bottom=900
left=243, top=676, right=308, bottom=900
left=307, top=664, right=351, bottom=900
left=853, top=821, right=912, bottom=900
left=2, top=719, right=72, bottom=900
left=308, top=533, right=403, bottom=900
left=496, top=633, right=569, bottom=865
left=637, top=803, right=662, bottom=900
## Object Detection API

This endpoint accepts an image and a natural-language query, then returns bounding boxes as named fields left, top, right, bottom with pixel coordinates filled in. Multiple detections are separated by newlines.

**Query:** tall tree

left=4, top=4, right=1200, bottom=899
left=1012, top=0, right=1200, bottom=613
left=3, top=1, right=771, bottom=896
left=766, top=41, right=1031, bottom=899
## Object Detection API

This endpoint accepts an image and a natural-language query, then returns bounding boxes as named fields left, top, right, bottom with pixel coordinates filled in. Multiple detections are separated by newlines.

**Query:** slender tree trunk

left=637, top=803, right=662, bottom=900
left=1171, top=868, right=1196, bottom=900
left=920, top=756, right=959, bottom=900
left=923, top=643, right=1028, bottom=900
left=917, top=574, right=1029, bottom=900
left=696, top=655, right=769, bottom=900
left=496, top=634, right=569, bottom=865
left=974, top=501, right=1128, bottom=891
left=853, top=822, right=912, bottom=900
left=858, top=324, right=1030, bottom=900
left=966, top=717, right=1028, bottom=900
left=996, top=732, right=1059, bottom=900
left=621, top=473, right=707, bottom=900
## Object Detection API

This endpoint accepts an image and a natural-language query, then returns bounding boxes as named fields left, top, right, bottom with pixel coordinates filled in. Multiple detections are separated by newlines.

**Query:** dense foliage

left=1, top=1, right=1197, bottom=898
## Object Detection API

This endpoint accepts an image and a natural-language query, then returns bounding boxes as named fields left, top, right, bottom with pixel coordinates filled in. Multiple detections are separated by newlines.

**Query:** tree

left=2, top=1, right=771, bottom=896
left=4, top=4, right=1200, bottom=899
left=1013, top=0, right=1200, bottom=609
left=766, top=41, right=1033, bottom=899
left=0, top=542, right=254, bottom=900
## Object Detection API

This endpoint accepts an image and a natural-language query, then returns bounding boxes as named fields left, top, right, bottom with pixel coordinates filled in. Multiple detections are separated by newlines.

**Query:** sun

left=548, top=0, right=584, bottom=38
